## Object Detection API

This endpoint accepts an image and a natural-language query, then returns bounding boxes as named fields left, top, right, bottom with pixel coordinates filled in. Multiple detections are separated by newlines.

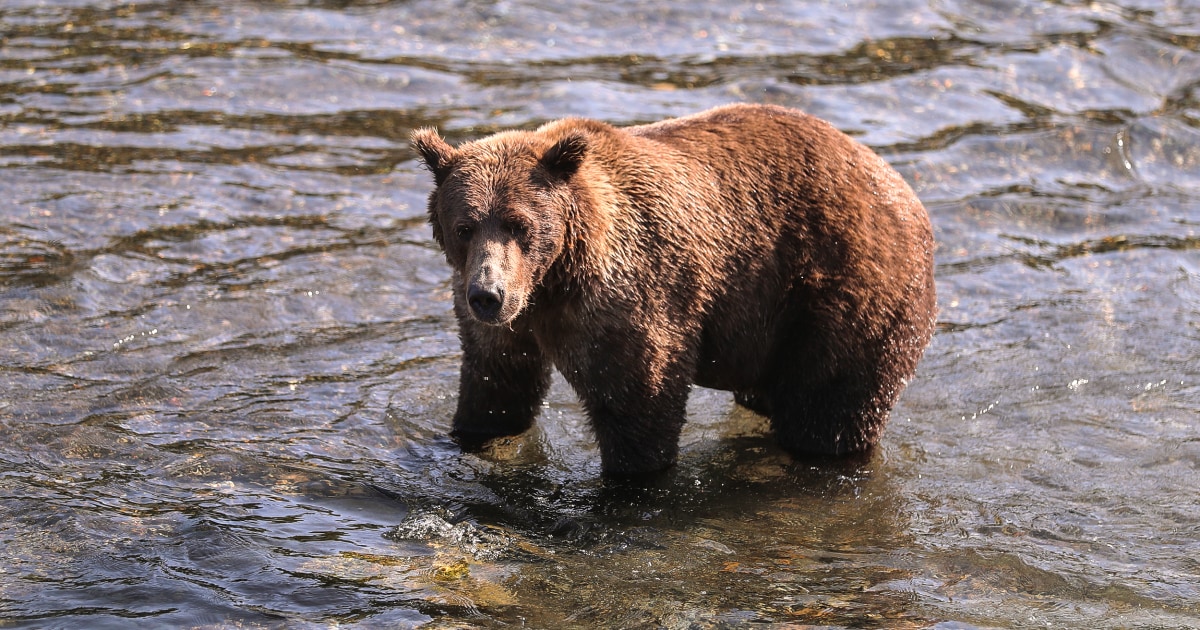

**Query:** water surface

left=2, top=0, right=1199, bottom=627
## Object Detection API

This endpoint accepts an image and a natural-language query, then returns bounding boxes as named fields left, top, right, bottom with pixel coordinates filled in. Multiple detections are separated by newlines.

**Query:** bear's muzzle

left=467, top=279, right=505, bottom=323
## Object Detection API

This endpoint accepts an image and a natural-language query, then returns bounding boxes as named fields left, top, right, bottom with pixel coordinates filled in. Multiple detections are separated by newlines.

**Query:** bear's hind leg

left=767, top=372, right=888, bottom=457
left=734, top=390, right=771, bottom=417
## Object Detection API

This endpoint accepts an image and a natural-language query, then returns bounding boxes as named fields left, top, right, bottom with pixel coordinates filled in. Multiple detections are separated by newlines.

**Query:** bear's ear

left=410, top=127, right=456, bottom=185
left=540, top=134, right=588, bottom=180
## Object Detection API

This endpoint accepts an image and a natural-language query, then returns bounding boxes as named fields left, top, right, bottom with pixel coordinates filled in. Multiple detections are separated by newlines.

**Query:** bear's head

left=411, top=127, right=588, bottom=326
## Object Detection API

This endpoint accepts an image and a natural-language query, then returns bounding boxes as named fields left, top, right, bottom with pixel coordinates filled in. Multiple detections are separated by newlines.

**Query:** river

left=1, top=0, right=1198, bottom=627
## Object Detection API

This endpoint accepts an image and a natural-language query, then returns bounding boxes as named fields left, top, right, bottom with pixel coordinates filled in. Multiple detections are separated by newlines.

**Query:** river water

left=2, top=0, right=1198, bottom=628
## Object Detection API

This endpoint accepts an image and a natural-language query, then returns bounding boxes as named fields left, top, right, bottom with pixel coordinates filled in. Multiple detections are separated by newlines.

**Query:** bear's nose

left=467, top=283, right=504, bottom=322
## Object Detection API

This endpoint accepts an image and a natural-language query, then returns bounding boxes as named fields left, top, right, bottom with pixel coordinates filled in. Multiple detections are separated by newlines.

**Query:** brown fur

left=411, top=103, right=936, bottom=475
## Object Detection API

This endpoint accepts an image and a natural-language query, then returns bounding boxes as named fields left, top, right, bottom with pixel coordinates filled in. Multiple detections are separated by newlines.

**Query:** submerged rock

left=388, top=507, right=458, bottom=540
left=386, top=506, right=532, bottom=562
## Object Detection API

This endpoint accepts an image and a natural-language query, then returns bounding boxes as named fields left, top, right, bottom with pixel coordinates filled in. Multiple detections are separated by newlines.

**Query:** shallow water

left=2, top=0, right=1199, bottom=627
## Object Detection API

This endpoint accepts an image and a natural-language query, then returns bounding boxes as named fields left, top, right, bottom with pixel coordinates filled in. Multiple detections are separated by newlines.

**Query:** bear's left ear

left=540, top=134, right=588, bottom=180
left=410, top=127, right=456, bottom=186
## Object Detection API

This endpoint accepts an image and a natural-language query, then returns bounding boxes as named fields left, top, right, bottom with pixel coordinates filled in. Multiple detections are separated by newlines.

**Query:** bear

left=410, top=103, right=936, bottom=475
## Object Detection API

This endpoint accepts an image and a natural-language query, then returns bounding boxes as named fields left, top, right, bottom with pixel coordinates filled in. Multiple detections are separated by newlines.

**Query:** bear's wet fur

left=411, top=103, right=936, bottom=475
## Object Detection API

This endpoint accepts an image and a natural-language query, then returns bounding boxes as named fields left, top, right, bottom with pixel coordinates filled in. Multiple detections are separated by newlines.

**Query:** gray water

left=2, top=0, right=1199, bottom=628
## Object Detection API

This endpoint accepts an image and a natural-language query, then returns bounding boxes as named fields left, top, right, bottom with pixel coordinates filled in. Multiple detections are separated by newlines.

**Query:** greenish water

left=2, top=1, right=1198, bottom=627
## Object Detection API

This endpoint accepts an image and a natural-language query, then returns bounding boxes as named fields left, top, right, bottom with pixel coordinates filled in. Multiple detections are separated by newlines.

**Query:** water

left=2, top=0, right=1198, bottom=627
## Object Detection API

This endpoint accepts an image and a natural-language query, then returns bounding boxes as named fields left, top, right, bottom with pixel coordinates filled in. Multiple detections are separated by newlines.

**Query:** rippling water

left=2, top=1, right=1199, bottom=628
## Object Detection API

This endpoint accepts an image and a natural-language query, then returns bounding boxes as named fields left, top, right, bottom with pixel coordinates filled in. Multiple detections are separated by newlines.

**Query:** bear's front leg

left=564, top=344, right=693, bottom=475
left=451, top=321, right=551, bottom=450
left=586, top=389, right=689, bottom=475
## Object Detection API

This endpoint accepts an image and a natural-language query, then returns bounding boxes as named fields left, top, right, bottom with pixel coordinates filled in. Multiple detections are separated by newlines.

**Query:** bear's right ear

left=410, top=127, right=456, bottom=186
left=540, top=133, right=588, bottom=180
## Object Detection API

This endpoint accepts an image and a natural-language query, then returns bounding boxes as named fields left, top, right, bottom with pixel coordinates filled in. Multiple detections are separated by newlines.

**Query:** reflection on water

left=2, top=0, right=1199, bottom=627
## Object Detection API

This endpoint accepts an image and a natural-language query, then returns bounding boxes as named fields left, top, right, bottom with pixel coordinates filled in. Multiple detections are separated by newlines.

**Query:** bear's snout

left=462, top=236, right=527, bottom=325
left=467, top=280, right=505, bottom=323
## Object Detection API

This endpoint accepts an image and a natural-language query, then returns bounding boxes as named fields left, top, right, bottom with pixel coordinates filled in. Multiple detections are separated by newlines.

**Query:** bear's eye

left=503, top=220, right=528, bottom=239
left=454, top=224, right=474, bottom=241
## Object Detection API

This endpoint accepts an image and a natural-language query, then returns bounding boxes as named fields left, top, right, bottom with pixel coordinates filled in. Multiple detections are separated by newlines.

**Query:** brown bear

left=411, top=103, right=936, bottom=475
